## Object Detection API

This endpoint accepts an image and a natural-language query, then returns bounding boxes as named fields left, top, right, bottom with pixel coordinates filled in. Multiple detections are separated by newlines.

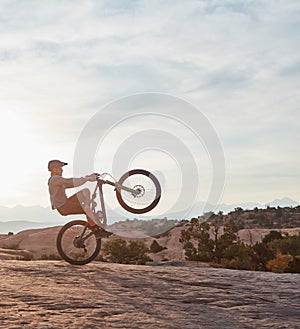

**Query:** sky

left=0, top=0, right=299, bottom=216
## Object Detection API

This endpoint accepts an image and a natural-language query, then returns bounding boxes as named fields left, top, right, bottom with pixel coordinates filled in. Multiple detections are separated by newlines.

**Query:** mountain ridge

left=0, top=197, right=298, bottom=234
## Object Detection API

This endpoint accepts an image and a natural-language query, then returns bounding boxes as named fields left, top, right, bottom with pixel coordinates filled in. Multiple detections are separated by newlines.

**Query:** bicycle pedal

left=92, top=226, right=113, bottom=239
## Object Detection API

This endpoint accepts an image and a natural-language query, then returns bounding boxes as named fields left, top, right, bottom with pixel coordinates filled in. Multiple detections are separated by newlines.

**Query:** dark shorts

left=57, top=191, right=87, bottom=216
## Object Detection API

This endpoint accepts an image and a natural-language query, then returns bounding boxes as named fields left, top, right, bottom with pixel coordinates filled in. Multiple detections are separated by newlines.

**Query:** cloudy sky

left=0, top=0, right=299, bottom=214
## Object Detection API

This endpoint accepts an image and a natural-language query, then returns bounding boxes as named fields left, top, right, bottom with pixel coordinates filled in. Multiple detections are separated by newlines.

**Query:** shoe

left=91, top=226, right=113, bottom=239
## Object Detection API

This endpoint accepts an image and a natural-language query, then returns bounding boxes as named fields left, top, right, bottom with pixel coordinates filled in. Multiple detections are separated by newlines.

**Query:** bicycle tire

left=56, top=220, right=101, bottom=265
left=116, top=169, right=161, bottom=214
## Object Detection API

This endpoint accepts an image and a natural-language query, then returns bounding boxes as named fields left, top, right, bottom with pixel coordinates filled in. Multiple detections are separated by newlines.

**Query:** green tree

left=234, top=207, right=244, bottom=214
left=251, top=242, right=275, bottom=271
left=214, top=220, right=239, bottom=263
left=252, top=232, right=300, bottom=273
left=180, top=217, right=300, bottom=273
left=182, top=241, right=198, bottom=261
left=262, top=230, right=283, bottom=244
left=180, top=220, right=214, bottom=262
left=195, top=223, right=215, bottom=262
left=180, top=219, right=240, bottom=263
left=270, top=233, right=300, bottom=257
left=221, top=243, right=256, bottom=270
left=286, top=256, right=300, bottom=273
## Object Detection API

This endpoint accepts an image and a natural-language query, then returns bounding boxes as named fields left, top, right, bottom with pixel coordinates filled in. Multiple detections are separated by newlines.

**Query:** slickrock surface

left=0, top=261, right=299, bottom=328
left=1, top=226, right=300, bottom=262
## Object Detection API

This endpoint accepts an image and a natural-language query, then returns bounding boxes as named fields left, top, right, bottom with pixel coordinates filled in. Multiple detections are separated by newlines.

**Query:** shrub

left=150, top=240, right=166, bottom=253
left=102, top=238, right=152, bottom=265
left=286, top=256, right=300, bottom=273
left=266, top=251, right=293, bottom=273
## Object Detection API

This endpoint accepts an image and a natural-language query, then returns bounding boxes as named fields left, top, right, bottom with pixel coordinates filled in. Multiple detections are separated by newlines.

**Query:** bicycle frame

left=90, top=177, right=140, bottom=226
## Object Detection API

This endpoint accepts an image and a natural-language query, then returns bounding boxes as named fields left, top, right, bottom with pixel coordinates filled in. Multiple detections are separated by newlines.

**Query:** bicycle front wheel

left=56, top=220, right=101, bottom=265
left=116, top=169, right=161, bottom=214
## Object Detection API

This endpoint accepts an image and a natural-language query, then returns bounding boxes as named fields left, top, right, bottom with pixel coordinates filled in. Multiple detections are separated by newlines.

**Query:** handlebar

left=95, top=174, right=140, bottom=196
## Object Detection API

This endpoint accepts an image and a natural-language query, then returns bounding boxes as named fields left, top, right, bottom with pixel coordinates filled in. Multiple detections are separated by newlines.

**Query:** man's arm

left=53, top=174, right=97, bottom=189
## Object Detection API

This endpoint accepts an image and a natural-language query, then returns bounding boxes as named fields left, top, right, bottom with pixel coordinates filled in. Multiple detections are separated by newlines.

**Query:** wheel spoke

left=116, top=169, right=161, bottom=214
left=56, top=220, right=101, bottom=265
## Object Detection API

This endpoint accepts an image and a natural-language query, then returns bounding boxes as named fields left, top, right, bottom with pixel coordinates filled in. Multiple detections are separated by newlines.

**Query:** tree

left=253, top=232, right=300, bottom=273
left=270, top=233, right=300, bottom=257
left=262, top=230, right=282, bottom=244
left=221, top=243, right=256, bottom=270
left=182, top=241, right=198, bottom=261
left=195, top=222, right=215, bottom=262
left=180, top=216, right=300, bottom=273
left=210, top=216, right=224, bottom=243
left=251, top=242, right=275, bottom=271
left=286, top=256, right=300, bottom=273
left=180, top=220, right=214, bottom=262
left=180, top=219, right=240, bottom=263
left=234, top=207, right=244, bottom=214
left=214, top=220, right=239, bottom=263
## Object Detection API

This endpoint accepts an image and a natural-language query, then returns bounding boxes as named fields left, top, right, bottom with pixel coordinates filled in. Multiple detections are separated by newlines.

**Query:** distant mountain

left=0, top=220, right=65, bottom=234
left=0, top=205, right=84, bottom=234
left=265, top=197, right=299, bottom=208
left=0, top=205, right=128, bottom=223
left=161, top=202, right=263, bottom=220
left=0, top=205, right=61, bottom=222
left=155, top=198, right=299, bottom=219
left=0, top=197, right=298, bottom=233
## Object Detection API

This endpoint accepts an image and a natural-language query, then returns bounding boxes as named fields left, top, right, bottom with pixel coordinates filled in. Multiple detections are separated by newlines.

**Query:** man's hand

left=85, top=173, right=99, bottom=182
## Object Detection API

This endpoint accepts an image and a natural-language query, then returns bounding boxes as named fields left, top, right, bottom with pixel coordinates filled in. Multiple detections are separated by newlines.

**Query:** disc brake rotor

left=133, top=185, right=145, bottom=198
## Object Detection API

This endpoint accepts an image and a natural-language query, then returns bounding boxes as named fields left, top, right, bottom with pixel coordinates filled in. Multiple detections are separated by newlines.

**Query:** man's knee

left=81, top=188, right=90, bottom=197
left=77, top=188, right=90, bottom=204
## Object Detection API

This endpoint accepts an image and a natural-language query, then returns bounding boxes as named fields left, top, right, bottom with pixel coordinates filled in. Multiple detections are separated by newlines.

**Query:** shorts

left=57, top=191, right=87, bottom=216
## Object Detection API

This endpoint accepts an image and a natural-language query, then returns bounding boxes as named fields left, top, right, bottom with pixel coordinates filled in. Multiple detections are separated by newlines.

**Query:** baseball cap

left=48, top=160, right=68, bottom=171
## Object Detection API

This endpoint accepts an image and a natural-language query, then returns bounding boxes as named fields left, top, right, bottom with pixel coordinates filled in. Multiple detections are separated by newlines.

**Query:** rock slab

left=0, top=260, right=299, bottom=328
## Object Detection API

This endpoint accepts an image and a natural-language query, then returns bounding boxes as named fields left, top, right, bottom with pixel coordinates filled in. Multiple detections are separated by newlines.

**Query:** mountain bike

left=56, top=169, right=161, bottom=265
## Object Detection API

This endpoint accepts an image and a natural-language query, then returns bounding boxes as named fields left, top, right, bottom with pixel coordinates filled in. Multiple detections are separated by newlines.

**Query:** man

left=47, top=159, right=112, bottom=239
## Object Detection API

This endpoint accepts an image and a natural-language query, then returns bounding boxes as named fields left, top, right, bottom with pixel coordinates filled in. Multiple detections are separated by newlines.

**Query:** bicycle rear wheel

left=56, top=220, right=101, bottom=265
left=116, top=169, right=161, bottom=214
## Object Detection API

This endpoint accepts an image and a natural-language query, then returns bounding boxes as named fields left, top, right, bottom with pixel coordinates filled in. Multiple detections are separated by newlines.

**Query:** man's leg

left=77, top=188, right=101, bottom=228
left=78, top=189, right=112, bottom=238
left=59, top=189, right=112, bottom=238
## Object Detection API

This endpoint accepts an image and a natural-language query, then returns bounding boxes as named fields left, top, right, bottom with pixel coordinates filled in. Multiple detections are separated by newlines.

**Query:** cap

left=48, top=160, right=68, bottom=171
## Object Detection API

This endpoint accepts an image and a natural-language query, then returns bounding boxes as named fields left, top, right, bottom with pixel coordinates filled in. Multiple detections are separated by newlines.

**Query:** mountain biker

left=47, top=160, right=112, bottom=239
